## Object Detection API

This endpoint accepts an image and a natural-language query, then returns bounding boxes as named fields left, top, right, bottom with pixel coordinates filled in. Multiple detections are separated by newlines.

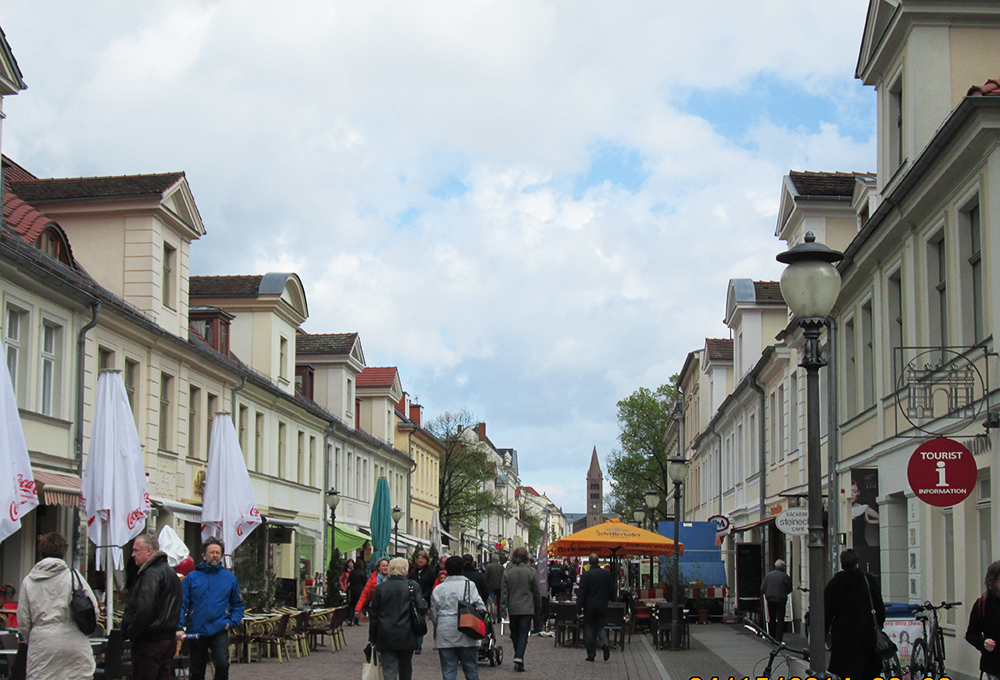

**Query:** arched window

left=36, top=227, right=71, bottom=265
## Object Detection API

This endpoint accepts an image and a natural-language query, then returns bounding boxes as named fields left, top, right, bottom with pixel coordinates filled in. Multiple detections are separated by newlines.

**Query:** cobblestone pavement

left=229, top=620, right=813, bottom=680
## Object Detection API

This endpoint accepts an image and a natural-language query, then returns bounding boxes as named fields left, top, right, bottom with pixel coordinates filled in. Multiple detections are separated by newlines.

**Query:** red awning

left=33, top=470, right=81, bottom=508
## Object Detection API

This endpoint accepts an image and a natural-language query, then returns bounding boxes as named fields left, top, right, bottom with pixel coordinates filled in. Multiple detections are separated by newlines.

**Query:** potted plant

left=691, top=580, right=712, bottom=623
left=0, top=583, right=15, bottom=604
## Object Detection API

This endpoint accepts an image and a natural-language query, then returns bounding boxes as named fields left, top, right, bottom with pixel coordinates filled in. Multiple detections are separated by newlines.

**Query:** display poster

left=849, top=468, right=880, bottom=580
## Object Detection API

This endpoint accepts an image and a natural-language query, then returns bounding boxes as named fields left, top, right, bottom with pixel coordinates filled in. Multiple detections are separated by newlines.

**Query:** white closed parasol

left=82, top=369, right=149, bottom=620
left=0, top=361, right=38, bottom=542
left=201, top=413, right=261, bottom=567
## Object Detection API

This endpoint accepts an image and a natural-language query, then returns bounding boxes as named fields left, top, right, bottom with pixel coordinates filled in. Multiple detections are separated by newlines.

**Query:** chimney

left=476, top=422, right=486, bottom=441
left=409, top=403, right=423, bottom=427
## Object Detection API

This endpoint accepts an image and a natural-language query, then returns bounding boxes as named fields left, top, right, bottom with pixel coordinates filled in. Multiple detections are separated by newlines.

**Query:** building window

left=789, top=373, right=798, bottom=454
left=845, top=318, right=857, bottom=417
left=254, top=413, right=264, bottom=472
left=297, top=431, right=305, bottom=484
left=928, top=233, right=948, bottom=358
left=889, top=75, right=903, bottom=170
left=206, top=393, right=217, bottom=455
left=769, top=393, right=777, bottom=466
left=277, top=422, right=287, bottom=476
left=162, top=243, right=176, bottom=310
left=887, top=269, right=903, bottom=372
left=777, top=384, right=785, bottom=461
left=4, top=305, right=27, bottom=405
left=98, top=347, right=115, bottom=371
left=188, top=386, right=201, bottom=459
left=124, top=359, right=139, bottom=414
left=238, top=406, right=249, bottom=457
left=309, top=436, right=317, bottom=487
left=159, top=372, right=174, bottom=451
left=861, top=301, right=875, bottom=409
left=961, top=201, right=984, bottom=344
left=279, top=336, right=288, bottom=381
left=39, top=322, right=63, bottom=417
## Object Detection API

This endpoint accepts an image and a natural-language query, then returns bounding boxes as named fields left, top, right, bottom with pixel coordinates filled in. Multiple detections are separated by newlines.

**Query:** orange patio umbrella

left=548, top=518, right=683, bottom=558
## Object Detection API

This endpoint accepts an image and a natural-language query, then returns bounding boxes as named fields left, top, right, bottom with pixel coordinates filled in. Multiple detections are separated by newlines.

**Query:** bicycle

left=740, top=616, right=841, bottom=680
left=909, top=601, right=962, bottom=680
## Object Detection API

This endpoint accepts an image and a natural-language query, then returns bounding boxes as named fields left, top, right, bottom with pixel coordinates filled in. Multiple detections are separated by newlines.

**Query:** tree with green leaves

left=427, top=410, right=509, bottom=536
left=606, top=377, right=682, bottom=523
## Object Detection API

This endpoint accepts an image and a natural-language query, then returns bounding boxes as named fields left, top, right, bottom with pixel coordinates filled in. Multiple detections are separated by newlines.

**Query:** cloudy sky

left=1, top=1, right=876, bottom=513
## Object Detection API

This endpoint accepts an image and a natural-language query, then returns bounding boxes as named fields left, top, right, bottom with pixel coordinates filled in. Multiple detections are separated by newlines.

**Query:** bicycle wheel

left=882, top=651, right=902, bottom=680
left=910, top=638, right=928, bottom=680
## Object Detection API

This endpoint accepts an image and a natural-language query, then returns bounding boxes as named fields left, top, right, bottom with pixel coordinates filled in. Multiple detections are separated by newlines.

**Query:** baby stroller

left=477, top=598, right=504, bottom=667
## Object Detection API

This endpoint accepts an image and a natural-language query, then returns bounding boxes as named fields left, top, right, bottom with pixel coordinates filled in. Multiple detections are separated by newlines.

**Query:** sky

left=0, top=1, right=877, bottom=514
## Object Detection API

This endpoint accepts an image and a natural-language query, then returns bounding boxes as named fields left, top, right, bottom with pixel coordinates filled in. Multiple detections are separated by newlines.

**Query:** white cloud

left=0, top=0, right=875, bottom=513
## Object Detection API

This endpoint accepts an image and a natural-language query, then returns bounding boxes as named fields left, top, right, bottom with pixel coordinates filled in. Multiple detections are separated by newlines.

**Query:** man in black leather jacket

left=122, top=534, right=183, bottom=680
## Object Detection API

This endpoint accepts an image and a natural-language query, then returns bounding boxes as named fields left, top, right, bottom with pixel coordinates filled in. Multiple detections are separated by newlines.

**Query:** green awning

left=331, top=524, right=369, bottom=554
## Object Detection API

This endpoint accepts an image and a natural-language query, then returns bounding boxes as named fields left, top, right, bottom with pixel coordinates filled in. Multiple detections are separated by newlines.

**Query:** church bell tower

left=586, top=446, right=603, bottom=528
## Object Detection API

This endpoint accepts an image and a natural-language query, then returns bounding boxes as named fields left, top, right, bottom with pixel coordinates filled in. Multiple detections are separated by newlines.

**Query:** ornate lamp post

left=325, top=488, right=340, bottom=603
left=478, top=528, right=486, bottom=565
left=391, top=505, right=403, bottom=557
left=667, top=457, right=690, bottom=651
left=644, top=489, right=660, bottom=588
left=776, top=231, right=843, bottom=674
left=632, top=508, right=645, bottom=589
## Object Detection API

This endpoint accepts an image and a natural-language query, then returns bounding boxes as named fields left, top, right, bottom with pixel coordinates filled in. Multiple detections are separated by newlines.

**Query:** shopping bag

left=457, top=581, right=487, bottom=640
left=362, top=653, right=383, bottom=680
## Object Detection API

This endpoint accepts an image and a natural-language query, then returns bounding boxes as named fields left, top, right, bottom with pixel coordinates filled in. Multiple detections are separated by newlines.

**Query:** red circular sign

left=908, top=438, right=978, bottom=507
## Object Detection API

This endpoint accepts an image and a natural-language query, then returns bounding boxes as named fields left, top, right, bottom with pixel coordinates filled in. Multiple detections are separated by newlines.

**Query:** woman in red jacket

left=355, top=558, right=390, bottom=621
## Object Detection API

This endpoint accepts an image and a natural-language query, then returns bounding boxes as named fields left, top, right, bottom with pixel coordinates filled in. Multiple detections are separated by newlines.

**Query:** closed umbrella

left=368, top=477, right=391, bottom=569
left=537, top=510, right=549, bottom=595
left=430, top=510, right=442, bottom=556
left=201, top=413, right=261, bottom=567
left=82, top=369, right=149, bottom=620
left=0, top=361, right=38, bottom=542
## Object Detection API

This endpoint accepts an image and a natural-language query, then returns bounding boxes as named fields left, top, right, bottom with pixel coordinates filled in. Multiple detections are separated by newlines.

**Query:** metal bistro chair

left=553, top=602, right=580, bottom=648
left=604, top=602, right=626, bottom=650
left=248, top=613, right=292, bottom=663
left=289, top=610, right=312, bottom=658
left=653, top=603, right=689, bottom=650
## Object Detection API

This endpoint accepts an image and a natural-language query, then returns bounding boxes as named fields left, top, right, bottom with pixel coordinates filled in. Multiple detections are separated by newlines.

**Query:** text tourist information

left=907, top=437, right=977, bottom=507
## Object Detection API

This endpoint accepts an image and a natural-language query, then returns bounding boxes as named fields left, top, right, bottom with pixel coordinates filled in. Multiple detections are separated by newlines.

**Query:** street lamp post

left=478, top=528, right=486, bottom=565
left=644, top=489, right=660, bottom=589
left=391, top=506, right=403, bottom=557
left=667, top=457, right=690, bottom=652
left=776, top=231, right=844, bottom=675
left=325, top=488, right=341, bottom=603
left=632, top=508, right=645, bottom=589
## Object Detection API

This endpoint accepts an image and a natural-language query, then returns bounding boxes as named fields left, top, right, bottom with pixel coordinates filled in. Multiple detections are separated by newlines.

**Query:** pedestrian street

left=229, top=618, right=813, bottom=680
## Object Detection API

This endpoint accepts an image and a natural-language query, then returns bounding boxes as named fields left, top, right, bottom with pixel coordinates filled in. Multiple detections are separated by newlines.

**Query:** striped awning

left=33, top=470, right=81, bottom=507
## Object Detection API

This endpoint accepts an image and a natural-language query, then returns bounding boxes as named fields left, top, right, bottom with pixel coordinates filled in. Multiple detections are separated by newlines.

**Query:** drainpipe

left=748, top=374, right=767, bottom=522
left=825, top=316, right=839, bottom=576
left=230, top=374, right=247, bottom=425
left=73, top=301, right=101, bottom=569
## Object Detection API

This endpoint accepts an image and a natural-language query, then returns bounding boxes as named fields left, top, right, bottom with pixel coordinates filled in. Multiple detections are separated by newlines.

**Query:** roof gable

left=856, top=0, right=899, bottom=81
left=0, top=26, right=25, bottom=96
left=705, top=338, right=733, bottom=362
left=297, top=332, right=360, bottom=356
left=357, top=366, right=399, bottom=389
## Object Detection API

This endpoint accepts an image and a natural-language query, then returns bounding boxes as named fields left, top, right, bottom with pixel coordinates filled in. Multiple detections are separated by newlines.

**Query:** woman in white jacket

left=17, top=533, right=99, bottom=680
left=430, top=555, right=486, bottom=680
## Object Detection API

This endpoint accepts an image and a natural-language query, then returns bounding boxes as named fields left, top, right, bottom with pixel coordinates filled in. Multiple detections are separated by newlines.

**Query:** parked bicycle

left=909, top=601, right=962, bottom=680
left=741, top=616, right=841, bottom=680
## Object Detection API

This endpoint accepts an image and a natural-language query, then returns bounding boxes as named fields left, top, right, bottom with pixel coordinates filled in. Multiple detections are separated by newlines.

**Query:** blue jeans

left=438, top=647, right=479, bottom=680
left=190, top=629, right=230, bottom=680
left=508, top=614, right=533, bottom=661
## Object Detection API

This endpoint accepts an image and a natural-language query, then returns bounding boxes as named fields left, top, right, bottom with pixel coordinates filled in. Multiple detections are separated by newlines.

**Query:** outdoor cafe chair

left=553, top=602, right=580, bottom=648
left=289, top=610, right=312, bottom=658
left=653, top=603, right=689, bottom=650
left=247, top=613, right=292, bottom=663
left=94, top=629, right=125, bottom=680
left=604, top=602, right=626, bottom=650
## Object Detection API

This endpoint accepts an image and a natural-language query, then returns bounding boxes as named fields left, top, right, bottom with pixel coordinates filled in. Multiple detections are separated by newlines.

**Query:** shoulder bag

left=408, top=581, right=428, bottom=637
left=70, top=569, right=97, bottom=635
left=457, top=580, right=487, bottom=640
left=862, top=572, right=896, bottom=660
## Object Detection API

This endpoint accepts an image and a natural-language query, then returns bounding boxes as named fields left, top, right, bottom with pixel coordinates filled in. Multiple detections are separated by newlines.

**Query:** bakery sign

left=907, top=437, right=977, bottom=507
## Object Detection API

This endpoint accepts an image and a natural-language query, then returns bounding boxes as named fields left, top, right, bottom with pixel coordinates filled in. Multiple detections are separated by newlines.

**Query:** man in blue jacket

left=177, top=538, right=244, bottom=680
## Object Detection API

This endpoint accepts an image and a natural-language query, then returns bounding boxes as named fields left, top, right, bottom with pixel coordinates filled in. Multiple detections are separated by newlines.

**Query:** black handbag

left=863, top=572, right=896, bottom=660
left=408, top=581, right=427, bottom=637
left=70, top=569, right=97, bottom=635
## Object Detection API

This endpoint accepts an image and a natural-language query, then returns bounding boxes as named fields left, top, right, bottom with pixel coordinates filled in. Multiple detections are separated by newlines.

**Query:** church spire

left=586, top=446, right=603, bottom=527
left=587, top=446, right=602, bottom=478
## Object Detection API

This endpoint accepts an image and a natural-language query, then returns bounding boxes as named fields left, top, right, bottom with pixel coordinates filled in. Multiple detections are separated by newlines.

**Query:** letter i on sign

left=936, top=461, right=948, bottom=487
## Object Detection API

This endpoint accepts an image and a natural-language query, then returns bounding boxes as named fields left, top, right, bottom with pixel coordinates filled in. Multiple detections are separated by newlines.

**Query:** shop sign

left=708, top=514, right=731, bottom=538
left=907, top=437, right=977, bottom=507
left=775, top=507, right=808, bottom=536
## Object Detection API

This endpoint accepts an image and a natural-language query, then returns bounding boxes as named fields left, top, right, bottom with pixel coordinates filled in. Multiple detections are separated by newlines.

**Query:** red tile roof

left=3, top=157, right=37, bottom=183
left=968, top=79, right=1000, bottom=97
left=706, top=338, right=733, bottom=361
left=3, top=191, right=54, bottom=244
left=9, top=171, right=185, bottom=203
left=296, top=332, right=359, bottom=355
left=190, top=275, right=264, bottom=297
left=357, top=366, right=398, bottom=388
left=753, top=281, right=784, bottom=304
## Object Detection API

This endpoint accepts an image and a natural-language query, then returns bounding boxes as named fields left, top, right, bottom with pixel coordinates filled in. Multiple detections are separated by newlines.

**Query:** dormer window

left=295, top=364, right=315, bottom=400
left=189, top=306, right=233, bottom=355
left=36, top=227, right=71, bottom=265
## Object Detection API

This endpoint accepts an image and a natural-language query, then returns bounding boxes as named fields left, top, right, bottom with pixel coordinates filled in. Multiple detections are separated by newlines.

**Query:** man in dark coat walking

left=576, top=553, right=614, bottom=662
left=825, top=549, right=885, bottom=680
left=760, top=559, right=793, bottom=641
